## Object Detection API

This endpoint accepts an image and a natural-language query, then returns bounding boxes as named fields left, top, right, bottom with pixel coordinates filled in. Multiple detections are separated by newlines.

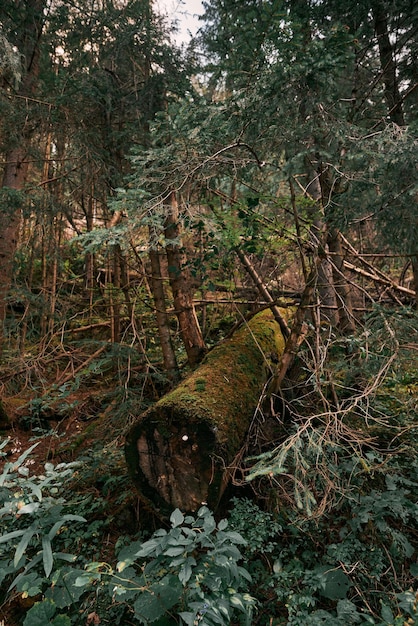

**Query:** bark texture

left=125, top=308, right=291, bottom=514
left=148, top=242, right=180, bottom=382
left=373, top=5, right=405, bottom=126
left=0, top=0, right=45, bottom=356
left=164, top=192, right=206, bottom=367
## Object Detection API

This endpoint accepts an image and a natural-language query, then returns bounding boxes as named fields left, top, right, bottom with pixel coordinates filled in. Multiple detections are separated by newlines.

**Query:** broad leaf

left=170, top=509, right=184, bottom=528
left=14, top=524, right=37, bottom=568
left=42, top=536, right=54, bottom=577
left=0, top=529, right=26, bottom=544
left=133, top=575, right=182, bottom=623
left=23, top=599, right=56, bottom=626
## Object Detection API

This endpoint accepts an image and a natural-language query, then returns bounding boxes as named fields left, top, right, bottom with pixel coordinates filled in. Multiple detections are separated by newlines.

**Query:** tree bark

left=373, top=5, right=405, bottom=126
left=125, top=308, right=292, bottom=514
left=328, top=229, right=356, bottom=333
left=411, top=256, right=418, bottom=310
left=164, top=192, right=206, bottom=367
left=148, top=235, right=180, bottom=383
left=0, top=0, right=45, bottom=357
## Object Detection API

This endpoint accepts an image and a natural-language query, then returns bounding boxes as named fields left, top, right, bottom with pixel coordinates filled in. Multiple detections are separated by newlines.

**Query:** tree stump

left=125, top=309, right=291, bottom=514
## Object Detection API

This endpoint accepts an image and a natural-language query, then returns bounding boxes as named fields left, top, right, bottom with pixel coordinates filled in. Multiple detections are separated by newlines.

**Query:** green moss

left=194, top=378, right=207, bottom=392
left=125, top=308, right=294, bottom=512
left=149, top=309, right=291, bottom=455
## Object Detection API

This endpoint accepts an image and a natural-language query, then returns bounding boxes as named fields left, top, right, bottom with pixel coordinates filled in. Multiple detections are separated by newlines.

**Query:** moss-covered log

left=125, top=309, right=291, bottom=514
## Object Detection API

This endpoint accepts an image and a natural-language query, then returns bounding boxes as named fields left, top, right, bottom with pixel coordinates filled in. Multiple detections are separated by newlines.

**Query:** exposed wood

left=125, top=308, right=292, bottom=514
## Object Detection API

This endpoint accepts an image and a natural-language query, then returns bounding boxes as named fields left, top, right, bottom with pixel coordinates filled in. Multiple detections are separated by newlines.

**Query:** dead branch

left=236, top=248, right=290, bottom=339
left=343, top=261, right=415, bottom=297
left=339, top=233, right=415, bottom=297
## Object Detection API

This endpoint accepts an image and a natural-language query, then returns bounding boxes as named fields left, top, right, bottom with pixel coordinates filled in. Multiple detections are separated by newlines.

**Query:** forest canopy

left=0, top=1, right=417, bottom=625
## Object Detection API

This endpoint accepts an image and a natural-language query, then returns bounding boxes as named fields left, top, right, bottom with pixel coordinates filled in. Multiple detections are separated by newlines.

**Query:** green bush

left=0, top=440, right=86, bottom=609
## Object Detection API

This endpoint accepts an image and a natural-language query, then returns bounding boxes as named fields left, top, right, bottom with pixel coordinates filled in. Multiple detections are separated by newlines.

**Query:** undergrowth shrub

left=1, top=440, right=417, bottom=626
left=23, top=506, right=255, bottom=626
left=228, top=462, right=418, bottom=625
left=0, top=439, right=86, bottom=615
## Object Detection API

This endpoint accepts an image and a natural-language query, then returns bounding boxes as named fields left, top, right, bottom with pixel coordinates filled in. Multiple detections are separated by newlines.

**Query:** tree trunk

left=148, top=235, right=180, bottom=383
left=0, top=0, right=45, bottom=357
left=125, top=308, right=292, bottom=515
left=411, top=256, right=418, bottom=310
left=373, top=5, right=405, bottom=126
left=164, top=192, right=206, bottom=367
left=0, top=149, right=31, bottom=356
left=328, top=229, right=356, bottom=333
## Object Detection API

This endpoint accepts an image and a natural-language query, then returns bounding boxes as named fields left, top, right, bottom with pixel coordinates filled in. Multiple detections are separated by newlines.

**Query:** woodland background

left=0, top=1, right=417, bottom=625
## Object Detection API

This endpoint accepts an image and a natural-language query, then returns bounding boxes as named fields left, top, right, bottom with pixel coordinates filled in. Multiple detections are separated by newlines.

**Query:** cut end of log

left=125, top=412, right=218, bottom=514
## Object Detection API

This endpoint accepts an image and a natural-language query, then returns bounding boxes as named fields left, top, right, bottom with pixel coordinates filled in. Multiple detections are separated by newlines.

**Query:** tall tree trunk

left=411, top=256, right=418, bottom=311
left=148, top=237, right=180, bottom=383
left=0, top=149, right=32, bottom=356
left=328, top=229, right=356, bottom=333
left=305, top=169, right=338, bottom=327
left=315, top=161, right=356, bottom=334
left=164, top=192, right=206, bottom=367
left=111, top=246, right=121, bottom=343
left=84, top=193, right=96, bottom=318
left=373, top=5, right=405, bottom=126
left=0, top=0, right=45, bottom=357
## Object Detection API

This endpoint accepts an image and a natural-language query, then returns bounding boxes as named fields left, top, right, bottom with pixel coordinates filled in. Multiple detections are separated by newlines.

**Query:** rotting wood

left=125, top=308, right=293, bottom=515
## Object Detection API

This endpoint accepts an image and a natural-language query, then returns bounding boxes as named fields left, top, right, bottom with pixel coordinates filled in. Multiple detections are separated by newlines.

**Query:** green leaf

left=0, top=529, right=26, bottom=544
left=45, top=568, right=89, bottom=608
left=60, top=514, right=87, bottom=523
left=170, top=509, right=184, bottom=528
left=336, top=599, right=363, bottom=623
left=178, top=612, right=194, bottom=626
left=230, top=595, right=246, bottom=612
left=135, top=538, right=160, bottom=558
left=133, top=575, right=182, bottom=623
left=51, top=616, right=71, bottom=626
left=27, top=482, right=43, bottom=502
left=410, top=563, right=418, bottom=576
left=23, top=599, right=56, bottom=626
left=47, top=521, right=65, bottom=542
left=74, top=573, right=99, bottom=587
left=42, top=536, right=54, bottom=577
left=14, top=525, right=36, bottom=567
left=12, top=442, right=41, bottom=472
left=223, top=531, right=247, bottom=545
left=53, top=553, right=77, bottom=563
left=202, top=514, right=216, bottom=534
left=316, top=566, right=351, bottom=600
left=179, top=558, right=195, bottom=584
left=218, top=519, right=228, bottom=531
left=380, top=602, right=394, bottom=624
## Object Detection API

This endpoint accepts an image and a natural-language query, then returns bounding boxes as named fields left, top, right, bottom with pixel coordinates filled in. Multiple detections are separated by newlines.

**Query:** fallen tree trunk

left=125, top=308, right=291, bottom=514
